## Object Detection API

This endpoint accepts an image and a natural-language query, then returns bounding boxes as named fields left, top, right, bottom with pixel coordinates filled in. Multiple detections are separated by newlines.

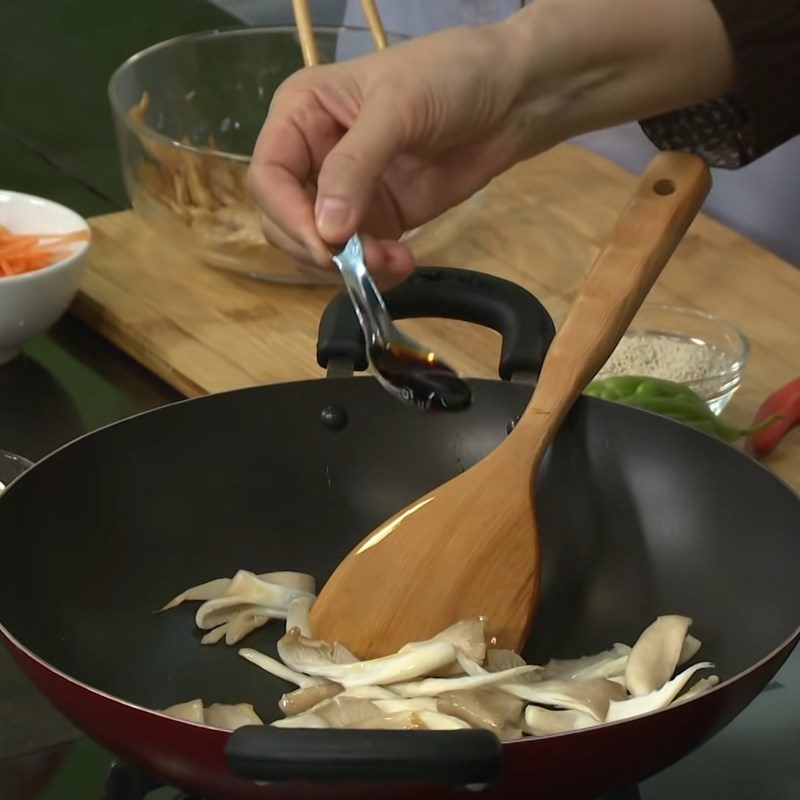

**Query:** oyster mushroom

left=272, top=712, right=329, bottom=729
left=523, top=706, right=597, bottom=736
left=224, top=610, right=271, bottom=645
left=162, top=699, right=205, bottom=723
left=673, top=674, right=720, bottom=704
left=401, top=617, right=487, bottom=662
left=159, top=578, right=232, bottom=611
left=437, top=689, right=524, bottom=740
left=416, top=711, right=472, bottom=730
left=286, top=596, right=314, bottom=637
left=277, top=628, right=455, bottom=688
left=625, top=615, right=692, bottom=696
left=313, top=696, right=383, bottom=727
left=503, top=678, right=627, bottom=722
left=349, top=711, right=426, bottom=730
left=541, top=643, right=631, bottom=681
left=205, top=703, right=263, bottom=730
left=485, top=649, right=526, bottom=672
left=607, top=661, right=714, bottom=722
left=374, top=698, right=439, bottom=714
left=339, top=686, right=399, bottom=701
left=200, top=623, right=230, bottom=645
left=349, top=710, right=470, bottom=730
left=680, top=634, right=702, bottom=664
left=238, top=647, right=325, bottom=688
left=196, top=571, right=313, bottom=631
left=159, top=570, right=314, bottom=612
left=390, top=664, right=537, bottom=697
left=260, top=572, right=316, bottom=595
left=280, top=683, right=343, bottom=716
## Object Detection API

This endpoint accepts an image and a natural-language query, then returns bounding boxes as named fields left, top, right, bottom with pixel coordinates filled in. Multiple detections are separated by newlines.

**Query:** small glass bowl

left=595, top=304, right=749, bottom=414
left=109, top=26, right=425, bottom=285
left=0, top=450, right=34, bottom=494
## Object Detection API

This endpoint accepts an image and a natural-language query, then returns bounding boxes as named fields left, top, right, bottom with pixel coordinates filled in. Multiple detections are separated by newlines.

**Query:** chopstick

left=292, top=0, right=320, bottom=67
left=360, top=0, right=388, bottom=50
left=292, top=0, right=389, bottom=69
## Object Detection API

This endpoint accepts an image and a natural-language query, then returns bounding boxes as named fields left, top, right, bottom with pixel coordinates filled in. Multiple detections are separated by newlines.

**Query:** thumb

left=315, top=101, right=403, bottom=243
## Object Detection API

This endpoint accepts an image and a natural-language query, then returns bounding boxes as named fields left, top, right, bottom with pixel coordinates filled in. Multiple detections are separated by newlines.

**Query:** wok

left=1, top=268, right=798, bottom=800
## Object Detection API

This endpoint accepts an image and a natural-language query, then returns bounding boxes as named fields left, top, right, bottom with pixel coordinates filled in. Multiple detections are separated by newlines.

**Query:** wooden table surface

left=74, top=143, right=800, bottom=493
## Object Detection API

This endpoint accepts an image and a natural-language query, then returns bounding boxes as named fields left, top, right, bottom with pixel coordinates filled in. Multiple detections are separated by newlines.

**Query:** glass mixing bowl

left=109, top=26, right=423, bottom=285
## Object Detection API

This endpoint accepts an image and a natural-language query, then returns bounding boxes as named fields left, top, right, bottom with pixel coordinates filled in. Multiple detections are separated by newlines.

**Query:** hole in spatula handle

left=653, top=179, right=677, bottom=196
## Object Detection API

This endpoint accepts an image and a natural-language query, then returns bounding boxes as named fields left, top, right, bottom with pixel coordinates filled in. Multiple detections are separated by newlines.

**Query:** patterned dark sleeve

left=639, top=0, right=800, bottom=169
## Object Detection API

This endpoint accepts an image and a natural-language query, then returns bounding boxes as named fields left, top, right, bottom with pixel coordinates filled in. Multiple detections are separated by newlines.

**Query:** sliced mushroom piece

left=485, top=649, right=526, bottom=672
left=201, top=623, right=230, bottom=645
left=159, top=578, right=232, bottom=611
left=339, top=686, right=398, bottom=701
left=607, top=662, right=714, bottom=722
left=271, top=712, right=329, bottom=729
left=196, top=571, right=312, bottom=631
left=625, top=615, right=692, bottom=697
left=205, top=703, right=263, bottom=730
left=238, top=647, right=325, bottom=688
left=457, top=651, right=541, bottom=686
left=349, top=711, right=426, bottom=730
left=280, top=683, right=343, bottom=716
left=398, top=617, right=487, bottom=676
left=162, top=699, right=205, bottom=723
left=679, top=634, right=702, bottom=665
left=286, top=596, right=314, bottom=637
left=225, top=610, right=270, bottom=645
left=523, top=706, right=597, bottom=736
left=673, top=674, right=720, bottom=704
left=278, top=629, right=455, bottom=688
left=276, top=628, right=358, bottom=673
left=374, top=698, right=439, bottom=714
left=502, top=678, right=627, bottom=722
left=313, top=696, right=383, bottom=728
left=437, top=689, right=524, bottom=740
left=417, top=710, right=472, bottom=730
left=390, top=664, right=538, bottom=697
left=541, top=643, right=631, bottom=681
left=401, top=617, right=487, bottom=663
left=259, top=572, right=315, bottom=595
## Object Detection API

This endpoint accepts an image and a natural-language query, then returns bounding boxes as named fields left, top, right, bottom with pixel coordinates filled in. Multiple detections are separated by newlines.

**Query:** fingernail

left=315, top=197, right=352, bottom=240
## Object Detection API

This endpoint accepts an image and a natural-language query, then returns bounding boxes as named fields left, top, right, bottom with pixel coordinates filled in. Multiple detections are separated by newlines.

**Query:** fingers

left=249, top=96, right=336, bottom=269
left=259, top=217, right=414, bottom=287
left=314, top=101, right=405, bottom=243
left=361, top=234, right=416, bottom=288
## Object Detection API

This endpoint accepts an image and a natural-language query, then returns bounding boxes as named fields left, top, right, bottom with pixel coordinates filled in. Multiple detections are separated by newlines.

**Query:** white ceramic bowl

left=0, top=190, right=90, bottom=365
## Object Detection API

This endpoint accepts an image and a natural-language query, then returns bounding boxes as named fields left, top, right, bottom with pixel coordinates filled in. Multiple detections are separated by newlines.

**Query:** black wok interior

left=1, top=378, right=799, bottom=721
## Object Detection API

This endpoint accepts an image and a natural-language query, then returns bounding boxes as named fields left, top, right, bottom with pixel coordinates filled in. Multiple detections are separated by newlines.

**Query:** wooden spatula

left=311, top=152, right=711, bottom=658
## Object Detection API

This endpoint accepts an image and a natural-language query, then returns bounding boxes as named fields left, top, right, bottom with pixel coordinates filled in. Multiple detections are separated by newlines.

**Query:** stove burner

left=100, top=759, right=642, bottom=800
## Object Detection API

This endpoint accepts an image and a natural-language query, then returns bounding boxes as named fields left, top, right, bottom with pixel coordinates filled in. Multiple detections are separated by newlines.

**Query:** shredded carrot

left=0, top=226, right=89, bottom=277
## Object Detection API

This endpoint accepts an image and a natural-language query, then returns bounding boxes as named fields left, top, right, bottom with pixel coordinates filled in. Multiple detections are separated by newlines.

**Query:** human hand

left=249, top=0, right=734, bottom=284
left=248, top=19, right=541, bottom=284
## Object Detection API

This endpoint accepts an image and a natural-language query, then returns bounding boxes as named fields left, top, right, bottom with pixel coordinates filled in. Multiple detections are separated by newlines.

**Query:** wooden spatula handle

left=526, top=151, right=711, bottom=420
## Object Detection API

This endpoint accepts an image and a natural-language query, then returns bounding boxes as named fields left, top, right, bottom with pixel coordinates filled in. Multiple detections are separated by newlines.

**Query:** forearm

left=502, top=0, right=736, bottom=153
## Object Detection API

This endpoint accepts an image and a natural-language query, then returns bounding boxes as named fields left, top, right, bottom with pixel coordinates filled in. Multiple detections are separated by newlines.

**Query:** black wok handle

left=225, top=726, right=502, bottom=786
left=317, top=267, right=555, bottom=381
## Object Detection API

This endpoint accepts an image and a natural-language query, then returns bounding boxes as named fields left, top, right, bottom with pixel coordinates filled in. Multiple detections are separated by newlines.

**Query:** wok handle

left=224, top=726, right=502, bottom=786
left=317, top=267, right=555, bottom=381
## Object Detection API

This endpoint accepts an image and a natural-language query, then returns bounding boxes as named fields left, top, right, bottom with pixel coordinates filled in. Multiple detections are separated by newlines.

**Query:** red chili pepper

left=749, top=376, right=800, bottom=458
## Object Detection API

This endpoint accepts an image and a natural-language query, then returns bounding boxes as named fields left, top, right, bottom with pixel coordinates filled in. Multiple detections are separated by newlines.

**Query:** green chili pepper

left=584, top=375, right=777, bottom=443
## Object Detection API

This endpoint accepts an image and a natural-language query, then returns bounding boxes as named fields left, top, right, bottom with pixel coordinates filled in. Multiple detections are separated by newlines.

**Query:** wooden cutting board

left=72, top=143, right=800, bottom=490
